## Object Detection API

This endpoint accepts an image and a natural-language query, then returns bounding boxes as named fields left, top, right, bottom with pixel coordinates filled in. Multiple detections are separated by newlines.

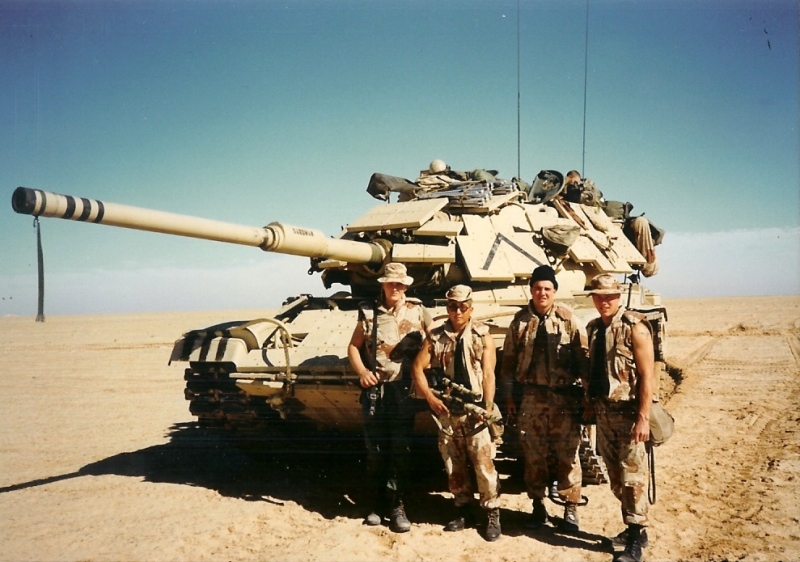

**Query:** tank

left=11, top=167, right=665, bottom=483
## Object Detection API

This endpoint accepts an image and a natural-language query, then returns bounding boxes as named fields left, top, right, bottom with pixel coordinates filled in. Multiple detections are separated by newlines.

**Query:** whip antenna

left=516, top=0, right=521, bottom=179
left=581, top=0, right=590, bottom=175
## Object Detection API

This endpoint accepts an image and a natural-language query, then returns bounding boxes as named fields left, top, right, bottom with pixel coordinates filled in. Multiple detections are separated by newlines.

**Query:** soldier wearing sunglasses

left=411, top=284, right=502, bottom=542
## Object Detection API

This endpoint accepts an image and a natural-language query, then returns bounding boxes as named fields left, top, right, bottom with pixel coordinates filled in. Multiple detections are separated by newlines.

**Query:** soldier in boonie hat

left=445, top=284, right=473, bottom=302
left=348, top=259, right=429, bottom=532
left=586, top=273, right=622, bottom=295
left=377, top=262, right=414, bottom=286
left=584, top=275, right=655, bottom=558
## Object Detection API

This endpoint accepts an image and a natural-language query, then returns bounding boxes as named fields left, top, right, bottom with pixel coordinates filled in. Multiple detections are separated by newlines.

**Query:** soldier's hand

left=427, top=395, right=450, bottom=417
left=632, top=417, right=650, bottom=444
left=359, top=370, right=379, bottom=389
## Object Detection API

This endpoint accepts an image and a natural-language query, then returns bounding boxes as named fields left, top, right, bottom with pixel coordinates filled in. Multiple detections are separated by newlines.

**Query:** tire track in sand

left=652, top=329, right=800, bottom=561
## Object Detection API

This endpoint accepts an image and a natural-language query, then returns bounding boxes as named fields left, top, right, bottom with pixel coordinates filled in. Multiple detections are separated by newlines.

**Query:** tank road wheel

left=183, top=367, right=279, bottom=430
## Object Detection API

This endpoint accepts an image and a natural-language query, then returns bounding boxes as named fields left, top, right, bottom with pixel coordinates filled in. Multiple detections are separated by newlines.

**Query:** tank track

left=183, top=367, right=279, bottom=429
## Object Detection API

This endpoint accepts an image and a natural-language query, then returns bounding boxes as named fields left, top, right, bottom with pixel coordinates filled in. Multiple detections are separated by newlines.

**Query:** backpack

left=603, top=200, right=634, bottom=220
left=541, top=224, right=581, bottom=255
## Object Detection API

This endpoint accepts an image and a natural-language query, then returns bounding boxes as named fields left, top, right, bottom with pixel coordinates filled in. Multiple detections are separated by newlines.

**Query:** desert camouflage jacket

left=500, top=301, right=588, bottom=391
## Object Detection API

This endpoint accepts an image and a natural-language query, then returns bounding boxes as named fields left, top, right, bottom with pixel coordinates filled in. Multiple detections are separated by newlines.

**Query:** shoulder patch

left=404, top=297, right=423, bottom=306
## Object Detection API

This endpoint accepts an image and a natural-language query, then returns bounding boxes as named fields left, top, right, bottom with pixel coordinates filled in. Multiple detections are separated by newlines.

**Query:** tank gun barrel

left=11, top=187, right=386, bottom=265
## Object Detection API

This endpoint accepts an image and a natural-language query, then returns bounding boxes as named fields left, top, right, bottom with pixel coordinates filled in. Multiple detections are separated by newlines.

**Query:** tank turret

left=13, top=173, right=652, bottom=305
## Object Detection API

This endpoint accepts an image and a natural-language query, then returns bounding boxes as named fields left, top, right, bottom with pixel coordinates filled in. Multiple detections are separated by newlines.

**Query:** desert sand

left=1, top=295, right=799, bottom=562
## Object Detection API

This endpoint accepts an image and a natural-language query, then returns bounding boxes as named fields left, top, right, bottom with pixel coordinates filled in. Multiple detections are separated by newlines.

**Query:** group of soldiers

left=347, top=262, right=656, bottom=562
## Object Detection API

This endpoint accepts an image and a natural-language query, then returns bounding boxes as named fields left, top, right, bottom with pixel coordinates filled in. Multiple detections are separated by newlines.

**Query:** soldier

left=411, top=284, right=502, bottom=541
left=501, top=265, right=588, bottom=533
left=585, top=274, right=655, bottom=562
left=564, top=169, right=582, bottom=187
left=347, top=262, right=431, bottom=533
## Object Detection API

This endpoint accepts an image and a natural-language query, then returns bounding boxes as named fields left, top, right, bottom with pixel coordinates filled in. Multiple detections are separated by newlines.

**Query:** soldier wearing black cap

left=500, top=265, right=588, bottom=533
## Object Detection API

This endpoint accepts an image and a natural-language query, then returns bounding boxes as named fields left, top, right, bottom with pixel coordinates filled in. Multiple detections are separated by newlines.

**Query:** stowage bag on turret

left=367, top=173, right=419, bottom=201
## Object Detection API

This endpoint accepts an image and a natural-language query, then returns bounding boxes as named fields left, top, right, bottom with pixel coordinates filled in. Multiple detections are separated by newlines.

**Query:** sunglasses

left=446, top=302, right=471, bottom=313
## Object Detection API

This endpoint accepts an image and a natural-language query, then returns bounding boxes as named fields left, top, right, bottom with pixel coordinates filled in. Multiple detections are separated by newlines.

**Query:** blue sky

left=1, top=0, right=798, bottom=315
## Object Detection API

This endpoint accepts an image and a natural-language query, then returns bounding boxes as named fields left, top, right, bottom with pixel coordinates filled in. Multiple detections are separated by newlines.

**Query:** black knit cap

left=530, top=265, right=558, bottom=290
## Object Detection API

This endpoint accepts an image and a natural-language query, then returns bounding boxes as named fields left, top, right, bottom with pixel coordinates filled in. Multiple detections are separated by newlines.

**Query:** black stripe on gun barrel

left=78, top=198, right=93, bottom=222
left=64, top=195, right=76, bottom=219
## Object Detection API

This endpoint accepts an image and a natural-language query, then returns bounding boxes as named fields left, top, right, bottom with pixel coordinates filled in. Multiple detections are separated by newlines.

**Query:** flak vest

left=428, top=319, right=490, bottom=402
left=587, top=307, right=652, bottom=402
left=502, top=302, right=583, bottom=388
left=357, top=296, right=427, bottom=383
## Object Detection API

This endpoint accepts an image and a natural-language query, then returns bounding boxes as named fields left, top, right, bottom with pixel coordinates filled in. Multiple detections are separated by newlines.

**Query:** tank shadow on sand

left=1, top=422, right=448, bottom=523
left=1, top=421, right=610, bottom=552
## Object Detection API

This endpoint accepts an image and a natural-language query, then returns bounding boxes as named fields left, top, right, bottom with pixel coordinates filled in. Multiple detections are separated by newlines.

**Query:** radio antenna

left=581, top=0, right=590, bottom=176
left=516, top=0, right=521, bottom=179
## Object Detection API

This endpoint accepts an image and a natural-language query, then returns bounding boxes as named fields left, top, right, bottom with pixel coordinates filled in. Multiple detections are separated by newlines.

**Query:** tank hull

left=172, top=291, right=662, bottom=432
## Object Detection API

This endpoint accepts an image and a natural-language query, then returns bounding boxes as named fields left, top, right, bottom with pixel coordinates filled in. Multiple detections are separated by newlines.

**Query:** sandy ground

left=1, top=296, right=799, bottom=562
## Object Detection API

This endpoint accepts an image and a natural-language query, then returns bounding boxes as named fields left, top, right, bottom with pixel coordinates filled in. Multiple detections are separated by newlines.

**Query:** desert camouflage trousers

left=517, top=389, right=583, bottom=503
left=629, top=216, right=658, bottom=277
left=595, top=399, right=650, bottom=526
left=437, top=412, right=500, bottom=509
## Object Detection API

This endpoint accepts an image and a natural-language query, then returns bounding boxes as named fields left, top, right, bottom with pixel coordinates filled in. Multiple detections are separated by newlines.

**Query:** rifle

left=434, top=377, right=502, bottom=424
left=428, top=375, right=504, bottom=440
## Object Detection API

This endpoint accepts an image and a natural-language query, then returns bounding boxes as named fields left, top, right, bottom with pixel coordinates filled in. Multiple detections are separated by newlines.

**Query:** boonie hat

left=586, top=273, right=622, bottom=295
left=377, top=262, right=414, bottom=286
left=445, top=284, right=472, bottom=302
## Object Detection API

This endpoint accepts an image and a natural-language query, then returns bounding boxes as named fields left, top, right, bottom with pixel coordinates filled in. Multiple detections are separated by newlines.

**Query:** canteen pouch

left=649, top=402, right=674, bottom=446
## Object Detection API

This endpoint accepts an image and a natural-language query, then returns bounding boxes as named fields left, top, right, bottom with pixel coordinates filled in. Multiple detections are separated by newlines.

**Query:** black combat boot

left=388, top=500, right=411, bottom=533
left=484, top=507, right=502, bottom=542
left=562, top=502, right=579, bottom=533
left=613, top=525, right=646, bottom=562
left=363, top=488, right=385, bottom=526
left=524, top=497, right=548, bottom=530
left=364, top=511, right=381, bottom=526
left=444, top=504, right=475, bottom=532
left=611, top=527, right=649, bottom=548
